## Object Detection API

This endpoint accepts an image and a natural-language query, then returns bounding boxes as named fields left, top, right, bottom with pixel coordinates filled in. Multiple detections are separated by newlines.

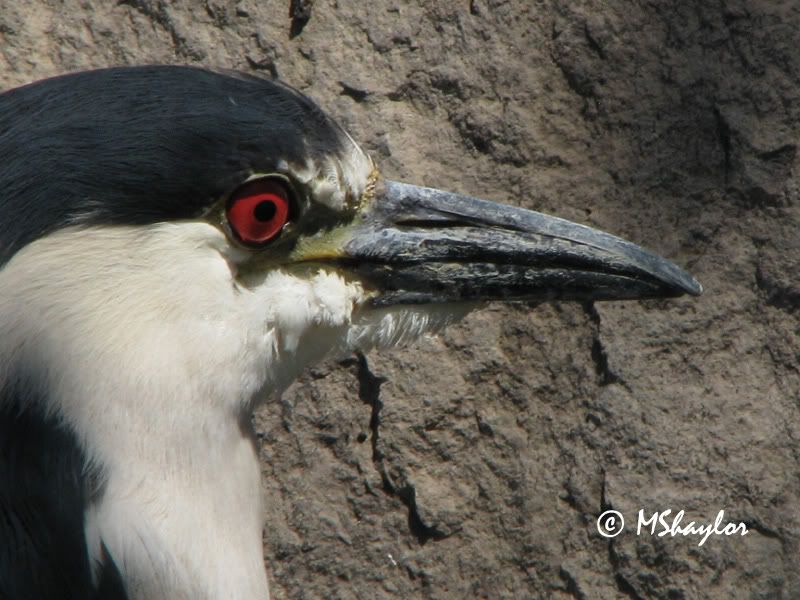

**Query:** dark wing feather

left=0, top=383, right=127, bottom=600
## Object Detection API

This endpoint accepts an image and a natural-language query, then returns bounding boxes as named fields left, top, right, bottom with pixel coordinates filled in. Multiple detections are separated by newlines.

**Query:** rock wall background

left=1, top=1, right=797, bottom=598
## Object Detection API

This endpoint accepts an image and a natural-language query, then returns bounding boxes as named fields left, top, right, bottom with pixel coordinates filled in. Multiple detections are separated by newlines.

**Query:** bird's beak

left=298, top=180, right=702, bottom=306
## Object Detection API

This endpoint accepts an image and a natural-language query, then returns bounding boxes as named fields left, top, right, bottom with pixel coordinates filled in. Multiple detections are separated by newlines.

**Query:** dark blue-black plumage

left=0, top=65, right=349, bottom=265
left=0, top=384, right=125, bottom=600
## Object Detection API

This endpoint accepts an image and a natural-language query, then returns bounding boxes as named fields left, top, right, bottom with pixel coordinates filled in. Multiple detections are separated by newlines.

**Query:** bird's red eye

left=226, top=178, right=292, bottom=245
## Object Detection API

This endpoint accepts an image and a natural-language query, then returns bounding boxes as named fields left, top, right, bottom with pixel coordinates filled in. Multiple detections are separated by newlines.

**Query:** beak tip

left=652, top=255, right=702, bottom=298
left=679, top=274, right=703, bottom=297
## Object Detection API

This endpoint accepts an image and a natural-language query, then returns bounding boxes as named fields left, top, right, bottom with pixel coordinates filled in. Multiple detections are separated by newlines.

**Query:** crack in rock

left=289, top=0, right=313, bottom=38
left=601, top=474, right=643, bottom=600
left=608, top=541, right=644, bottom=600
left=586, top=303, right=622, bottom=386
left=559, top=566, right=588, bottom=600
left=347, top=352, right=448, bottom=545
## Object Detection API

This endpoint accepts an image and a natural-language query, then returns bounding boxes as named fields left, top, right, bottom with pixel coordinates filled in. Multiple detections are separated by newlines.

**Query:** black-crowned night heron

left=0, top=66, right=701, bottom=599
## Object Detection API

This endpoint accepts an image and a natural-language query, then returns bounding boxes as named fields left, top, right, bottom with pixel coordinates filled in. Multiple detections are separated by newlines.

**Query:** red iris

left=226, top=178, right=292, bottom=245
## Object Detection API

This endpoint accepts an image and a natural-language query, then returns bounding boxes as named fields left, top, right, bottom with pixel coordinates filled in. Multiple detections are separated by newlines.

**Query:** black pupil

left=254, top=200, right=277, bottom=222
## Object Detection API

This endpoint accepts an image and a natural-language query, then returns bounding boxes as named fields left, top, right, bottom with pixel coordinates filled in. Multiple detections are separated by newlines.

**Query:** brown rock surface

left=2, top=1, right=798, bottom=598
